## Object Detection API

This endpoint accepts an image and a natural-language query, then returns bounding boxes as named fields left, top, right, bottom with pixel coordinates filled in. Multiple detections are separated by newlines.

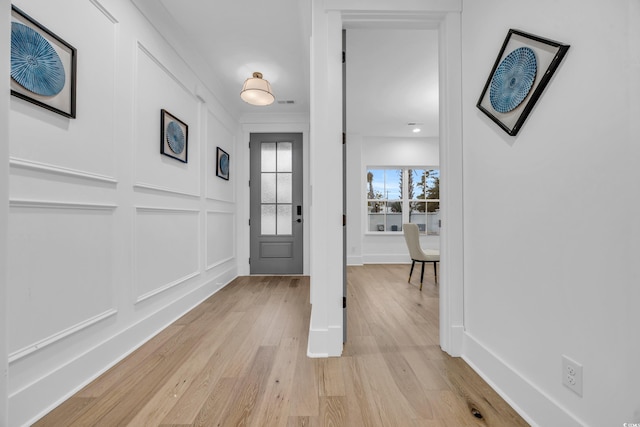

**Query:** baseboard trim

left=307, top=327, right=328, bottom=358
left=441, top=324, right=464, bottom=357
left=462, top=332, right=586, bottom=427
left=307, top=324, right=342, bottom=358
left=10, top=269, right=237, bottom=427
left=362, top=254, right=410, bottom=264
left=346, top=255, right=363, bottom=266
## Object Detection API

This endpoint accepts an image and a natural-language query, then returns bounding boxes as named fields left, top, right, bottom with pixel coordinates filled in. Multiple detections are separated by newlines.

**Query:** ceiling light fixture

left=240, top=72, right=275, bottom=106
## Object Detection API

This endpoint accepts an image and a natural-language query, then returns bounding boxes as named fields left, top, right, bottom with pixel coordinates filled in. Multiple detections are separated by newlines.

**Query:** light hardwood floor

left=35, top=265, right=529, bottom=426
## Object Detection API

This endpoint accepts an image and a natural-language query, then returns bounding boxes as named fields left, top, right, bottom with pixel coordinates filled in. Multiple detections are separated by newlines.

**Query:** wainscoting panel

left=134, top=207, right=200, bottom=302
left=5, top=2, right=241, bottom=425
left=7, top=201, right=116, bottom=357
left=133, top=42, right=200, bottom=198
left=9, top=0, right=117, bottom=180
left=206, top=111, right=234, bottom=202
left=206, top=211, right=235, bottom=270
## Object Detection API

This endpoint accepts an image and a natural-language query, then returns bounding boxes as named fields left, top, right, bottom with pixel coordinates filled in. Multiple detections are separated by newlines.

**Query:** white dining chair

left=402, top=223, right=439, bottom=291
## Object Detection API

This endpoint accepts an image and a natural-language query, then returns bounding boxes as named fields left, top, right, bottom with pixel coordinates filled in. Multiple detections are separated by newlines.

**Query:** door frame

left=308, top=0, right=464, bottom=357
left=249, top=132, right=304, bottom=275
left=239, top=121, right=310, bottom=277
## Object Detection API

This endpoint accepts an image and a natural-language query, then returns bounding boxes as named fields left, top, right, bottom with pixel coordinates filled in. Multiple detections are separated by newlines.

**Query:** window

left=366, top=168, right=440, bottom=235
left=261, top=141, right=293, bottom=235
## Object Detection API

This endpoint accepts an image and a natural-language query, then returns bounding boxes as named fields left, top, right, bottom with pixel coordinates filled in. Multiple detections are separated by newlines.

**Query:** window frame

left=365, top=167, right=440, bottom=236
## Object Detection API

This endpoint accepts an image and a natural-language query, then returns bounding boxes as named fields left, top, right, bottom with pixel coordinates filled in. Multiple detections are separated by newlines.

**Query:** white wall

left=462, top=1, right=640, bottom=425
left=1, top=0, right=10, bottom=424
left=346, top=136, right=440, bottom=265
left=7, top=1, right=240, bottom=425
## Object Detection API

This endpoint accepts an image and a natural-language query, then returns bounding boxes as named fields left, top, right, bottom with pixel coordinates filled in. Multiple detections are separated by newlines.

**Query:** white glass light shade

left=240, top=72, right=275, bottom=106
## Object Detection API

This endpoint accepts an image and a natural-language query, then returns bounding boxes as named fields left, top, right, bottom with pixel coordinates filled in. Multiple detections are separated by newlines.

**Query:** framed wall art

left=10, top=5, right=77, bottom=118
left=477, top=29, right=570, bottom=136
left=160, top=109, right=188, bottom=163
left=216, top=147, right=229, bottom=180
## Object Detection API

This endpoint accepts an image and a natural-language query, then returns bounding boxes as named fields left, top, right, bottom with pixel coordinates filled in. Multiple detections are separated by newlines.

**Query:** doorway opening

left=343, top=26, right=442, bottom=340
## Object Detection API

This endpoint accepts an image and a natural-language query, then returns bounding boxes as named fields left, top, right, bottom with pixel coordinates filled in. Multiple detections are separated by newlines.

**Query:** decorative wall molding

left=10, top=158, right=118, bottom=185
left=134, top=182, right=200, bottom=199
left=9, top=272, right=236, bottom=427
left=134, top=206, right=201, bottom=303
left=89, top=0, right=119, bottom=23
left=206, top=210, right=235, bottom=271
left=9, top=199, right=117, bottom=211
left=135, top=272, right=200, bottom=304
left=206, top=257, right=234, bottom=272
left=206, top=209, right=235, bottom=215
left=137, top=41, right=193, bottom=97
left=8, top=309, right=117, bottom=363
left=205, top=196, right=237, bottom=204
left=135, top=205, right=200, bottom=214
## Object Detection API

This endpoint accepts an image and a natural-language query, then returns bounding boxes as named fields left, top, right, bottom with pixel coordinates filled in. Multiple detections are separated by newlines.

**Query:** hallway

left=35, top=266, right=528, bottom=426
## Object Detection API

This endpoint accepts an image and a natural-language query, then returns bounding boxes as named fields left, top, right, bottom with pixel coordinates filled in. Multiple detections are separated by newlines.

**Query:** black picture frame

left=10, top=5, right=77, bottom=119
left=216, top=147, right=229, bottom=180
left=477, top=29, right=570, bottom=136
left=160, top=109, right=188, bottom=163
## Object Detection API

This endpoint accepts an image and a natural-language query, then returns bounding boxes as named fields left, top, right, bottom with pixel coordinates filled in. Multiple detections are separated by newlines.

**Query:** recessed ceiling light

left=412, top=128, right=421, bottom=133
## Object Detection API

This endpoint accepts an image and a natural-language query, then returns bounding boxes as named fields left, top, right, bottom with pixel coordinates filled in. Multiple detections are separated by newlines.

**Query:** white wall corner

left=437, top=10, right=465, bottom=360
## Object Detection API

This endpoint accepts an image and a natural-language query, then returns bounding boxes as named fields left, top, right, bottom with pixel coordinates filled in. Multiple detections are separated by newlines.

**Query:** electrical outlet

left=562, top=355, right=583, bottom=396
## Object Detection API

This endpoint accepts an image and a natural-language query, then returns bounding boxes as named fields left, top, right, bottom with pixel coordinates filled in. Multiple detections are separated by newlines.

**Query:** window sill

left=365, top=231, right=400, bottom=235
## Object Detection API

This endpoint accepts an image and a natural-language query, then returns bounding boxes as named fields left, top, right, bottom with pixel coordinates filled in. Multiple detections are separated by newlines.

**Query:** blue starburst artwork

left=220, top=153, right=229, bottom=175
left=216, top=147, right=229, bottom=180
left=489, top=47, right=537, bottom=113
left=160, top=109, right=188, bottom=163
left=11, top=21, right=65, bottom=97
left=477, top=29, right=570, bottom=136
left=166, top=121, right=185, bottom=154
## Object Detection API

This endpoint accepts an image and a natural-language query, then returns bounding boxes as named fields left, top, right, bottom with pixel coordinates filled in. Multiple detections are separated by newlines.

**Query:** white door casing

left=308, top=0, right=464, bottom=357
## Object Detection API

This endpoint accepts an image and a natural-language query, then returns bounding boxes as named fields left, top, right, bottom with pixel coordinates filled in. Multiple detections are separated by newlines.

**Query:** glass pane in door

left=277, top=142, right=292, bottom=172
left=260, top=141, right=294, bottom=236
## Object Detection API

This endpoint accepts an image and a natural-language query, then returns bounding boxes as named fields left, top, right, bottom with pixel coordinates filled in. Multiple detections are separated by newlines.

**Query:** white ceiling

left=131, top=0, right=439, bottom=138
left=347, top=28, right=439, bottom=138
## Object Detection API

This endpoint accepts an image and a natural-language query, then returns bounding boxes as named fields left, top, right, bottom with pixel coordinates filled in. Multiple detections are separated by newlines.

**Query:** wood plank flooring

left=35, top=265, right=529, bottom=426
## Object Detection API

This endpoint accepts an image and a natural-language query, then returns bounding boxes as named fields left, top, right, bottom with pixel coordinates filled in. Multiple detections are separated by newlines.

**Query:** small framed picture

left=10, top=5, right=77, bottom=118
left=160, top=109, right=188, bottom=163
left=216, top=147, right=229, bottom=180
left=477, top=29, right=570, bottom=136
